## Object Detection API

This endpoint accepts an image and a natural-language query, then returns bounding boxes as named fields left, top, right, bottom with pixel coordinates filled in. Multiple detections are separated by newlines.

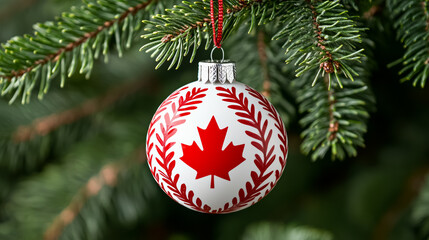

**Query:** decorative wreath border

left=147, top=86, right=210, bottom=212
left=147, top=85, right=288, bottom=213
left=215, top=86, right=287, bottom=213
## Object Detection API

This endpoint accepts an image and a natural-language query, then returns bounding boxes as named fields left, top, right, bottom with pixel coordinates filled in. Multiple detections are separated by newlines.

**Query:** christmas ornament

left=146, top=60, right=288, bottom=213
left=145, top=0, right=287, bottom=213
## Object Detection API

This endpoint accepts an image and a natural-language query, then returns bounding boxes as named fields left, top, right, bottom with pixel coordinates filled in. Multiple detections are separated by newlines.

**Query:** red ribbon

left=210, top=0, right=223, bottom=48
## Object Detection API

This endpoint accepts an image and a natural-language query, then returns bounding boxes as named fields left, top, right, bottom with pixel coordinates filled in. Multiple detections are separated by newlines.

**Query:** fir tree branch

left=296, top=58, right=374, bottom=160
left=225, top=24, right=296, bottom=126
left=44, top=163, right=122, bottom=240
left=158, top=0, right=251, bottom=44
left=387, top=0, right=429, bottom=87
left=0, top=0, right=157, bottom=104
left=12, top=79, right=149, bottom=143
left=44, top=147, right=148, bottom=240
left=43, top=156, right=140, bottom=240
left=323, top=74, right=340, bottom=141
left=273, top=0, right=365, bottom=88
left=308, top=1, right=340, bottom=76
left=0, top=115, right=153, bottom=239
left=141, top=0, right=287, bottom=69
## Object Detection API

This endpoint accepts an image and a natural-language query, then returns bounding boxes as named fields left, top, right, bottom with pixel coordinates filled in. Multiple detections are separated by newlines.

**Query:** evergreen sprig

left=0, top=115, right=153, bottom=240
left=0, top=91, right=97, bottom=174
left=226, top=25, right=296, bottom=126
left=388, top=0, right=429, bottom=87
left=273, top=0, right=365, bottom=88
left=0, top=0, right=157, bottom=104
left=0, top=78, right=146, bottom=174
left=294, top=58, right=374, bottom=160
left=141, top=0, right=287, bottom=69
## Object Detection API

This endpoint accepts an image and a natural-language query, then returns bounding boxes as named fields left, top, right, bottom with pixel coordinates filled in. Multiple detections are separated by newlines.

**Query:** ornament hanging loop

left=210, top=47, right=225, bottom=62
left=210, top=0, right=223, bottom=48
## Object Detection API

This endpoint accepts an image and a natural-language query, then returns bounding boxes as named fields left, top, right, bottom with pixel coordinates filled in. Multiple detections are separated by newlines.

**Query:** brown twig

left=309, top=1, right=338, bottom=139
left=363, top=5, right=383, bottom=19
left=43, top=147, right=147, bottom=240
left=307, top=1, right=340, bottom=74
left=372, top=166, right=429, bottom=240
left=12, top=79, right=149, bottom=143
left=0, top=0, right=154, bottom=81
left=323, top=74, right=338, bottom=140
left=257, top=30, right=271, bottom=97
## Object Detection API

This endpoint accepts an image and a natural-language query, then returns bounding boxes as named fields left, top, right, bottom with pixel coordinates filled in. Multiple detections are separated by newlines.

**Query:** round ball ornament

left=146, top=60, right=288, bottom=213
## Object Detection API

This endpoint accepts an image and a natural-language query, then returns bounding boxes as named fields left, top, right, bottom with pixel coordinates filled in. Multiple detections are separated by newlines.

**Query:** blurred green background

left=0, top=0, right=429, bottom=239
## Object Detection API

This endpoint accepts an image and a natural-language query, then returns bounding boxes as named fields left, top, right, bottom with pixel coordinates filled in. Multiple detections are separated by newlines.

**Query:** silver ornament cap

left=198, top=60, right=236, bottom=84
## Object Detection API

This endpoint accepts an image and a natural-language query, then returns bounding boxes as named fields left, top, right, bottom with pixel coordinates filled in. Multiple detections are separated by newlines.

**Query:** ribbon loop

left=210, top=0, right=223, bottom=48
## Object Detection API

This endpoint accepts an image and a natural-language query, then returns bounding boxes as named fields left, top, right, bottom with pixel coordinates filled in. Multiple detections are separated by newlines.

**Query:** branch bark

left=13, top=79, right=150, bottom=143
left=1, top=0, right=155, bottom=81
left=43, top=147, right=147, bottom=240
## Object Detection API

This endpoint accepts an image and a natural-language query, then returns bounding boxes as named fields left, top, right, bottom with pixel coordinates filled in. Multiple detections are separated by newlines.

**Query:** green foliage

left=142, top=0, right=369, bottom=160
left=242, top=222, right=333, bottom=240
left=294, top=58, right=374, bottom=160
left=141, top=0, right=288, bottom=69
left=387, top=0, right=429, bottom=87
left=225, top=25, right=296, bottom=126
left=272, top=0, right=365, bottom=88
left=1, top=0, right=429, bottom=239
left=341, top=0, right=360, bottom=11
left=0, top=112, right=152, bottom=240
left=60, top=164, right=158, bottom=240
left=0, top=0, right=158, bottom=104
left=0, top=91, right=97, bottom=174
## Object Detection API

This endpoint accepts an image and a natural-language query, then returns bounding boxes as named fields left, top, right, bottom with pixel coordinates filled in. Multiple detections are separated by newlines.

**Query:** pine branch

left=44, top=147, right=149, bottom=240
left=295, top=57, right=374, bottom=160
left=59, top=161, right=157, bottom=240
left=0, top=0, right=157, bottom=104
left=225, top=25, right=296, bottom=126
left=141, top=0, right=288, bottom=70
left=387, top=0, right=429, bottom=87
left=44, top=163, right=123, bottom=240
left=0, top=94, right=96, bottom=175
left=0, top=115, right=153, bottom=240
left=273, top=0, right=365, bottom=88
left=0, top=77, right=149, bottom=175
left=13, top=79, right=148, bottom=143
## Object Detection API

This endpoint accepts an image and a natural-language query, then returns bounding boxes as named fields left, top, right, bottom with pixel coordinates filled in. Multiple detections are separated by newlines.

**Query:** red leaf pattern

left=147, top=86, right=209, bottom=212
left=147, top=84, right=287, bottom=214
left=215, top=86, right=287, bottom=213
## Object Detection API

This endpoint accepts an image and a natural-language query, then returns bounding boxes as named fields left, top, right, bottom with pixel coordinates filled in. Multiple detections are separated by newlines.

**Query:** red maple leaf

left=180, top=116, right=246, bottom=189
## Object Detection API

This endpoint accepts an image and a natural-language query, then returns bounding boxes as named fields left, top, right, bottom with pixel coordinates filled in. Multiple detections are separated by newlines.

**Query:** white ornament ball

left=146, top=72, right=288, bottom=213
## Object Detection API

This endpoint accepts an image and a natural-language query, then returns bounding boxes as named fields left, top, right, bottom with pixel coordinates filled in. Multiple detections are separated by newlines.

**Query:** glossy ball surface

left=146, top=81, right=288, bottom=213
